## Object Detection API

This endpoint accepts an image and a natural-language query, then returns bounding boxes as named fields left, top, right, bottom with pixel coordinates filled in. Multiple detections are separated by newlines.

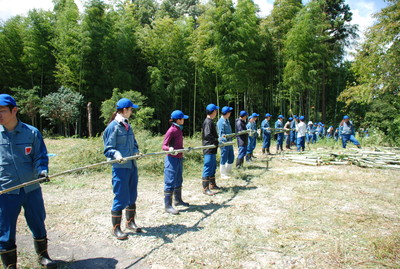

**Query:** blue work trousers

left=262, top=133, right=271, bottom=149
left=285, top=134, right=290, bottom=147
left=164, top=156, right=183, bottom=192
left=220, top=145, right=234, bottom=165
left=246, top=136, right=256, bottom=154
left=202, top=154, right=217, bottom=177
left=297, top=136, right=306, bottom=152
left=341, top=134, right=360, bottom=148
left=111, top=162, right=138, bottom=212
left=290, top=131, right=297, bottom=144
left=237, top=146, right=247, bottom=160
left=0, top=188, right=47, bottom=251
left=277, top=133, right=284, bottom=145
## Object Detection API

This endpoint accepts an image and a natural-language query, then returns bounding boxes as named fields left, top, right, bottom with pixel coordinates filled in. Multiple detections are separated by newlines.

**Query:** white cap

left=308, top=121, right=313, bottom=125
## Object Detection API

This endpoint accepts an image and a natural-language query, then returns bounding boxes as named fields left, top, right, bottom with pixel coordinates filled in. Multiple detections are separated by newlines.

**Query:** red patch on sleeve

left=25, top=146, right=32, bottom=155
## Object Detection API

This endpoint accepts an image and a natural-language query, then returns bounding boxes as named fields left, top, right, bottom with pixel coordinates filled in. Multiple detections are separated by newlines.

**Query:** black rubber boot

left=245, top=154, right=252, bottom=162
left=236, top=158, right=241, bottom=168
left=262, top=148, right=265, bottom=155
left=1, top=249, right=17, bottom=269
left=267, top=148, right=271, bottom=155
left=173, top=187, right=190, bottom=207
left=202, top=177, right=215, bottom=196
left=164, top=191, right=179, bottom=214
left=125, top=204, right=142, bottom=233
left=34, top=237, right=57, bottom=268
left=111, top=211, right=128, bottom=240
left=251, top=153, right=257, bottom=159
left=209, top=176, right=221, bottom=190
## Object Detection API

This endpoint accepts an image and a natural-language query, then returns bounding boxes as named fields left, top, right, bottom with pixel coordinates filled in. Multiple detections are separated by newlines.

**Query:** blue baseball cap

left=221, top=106, right=233, bottom=115
left=288, top=117, right=293, bottom=121
left=116, top=98, right=139, bottom=109
left=240, top=111, right=248, bottom=117
left=343, top=115, right=349, bottom=119
left=248, top=116, right=253, bottom=120
left=206, top=104, right=219, bottom=112
left=0, top=94, right=17, bottom=107
left=265, top=113, right=272, bottom=117
left=171, top=110, right=189, bottom=119
left=278, top=115, right=284, bottom=119
left=251, top=113, right=259, bottom=117
left=294, top=115, right=298, bottom=119
left=299, top=116, right=305, bottom=120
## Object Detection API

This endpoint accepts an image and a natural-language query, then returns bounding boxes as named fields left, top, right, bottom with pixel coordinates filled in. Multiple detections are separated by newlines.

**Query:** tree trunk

left=87, top=102, right=93, bottom=137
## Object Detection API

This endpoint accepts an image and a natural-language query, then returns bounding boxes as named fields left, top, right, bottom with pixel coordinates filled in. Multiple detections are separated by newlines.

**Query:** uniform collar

left=172, top=122, right=183, bottom=130
left=0, top=120, right=22, bottom=133
left=115, top=113, right=128, bottom=124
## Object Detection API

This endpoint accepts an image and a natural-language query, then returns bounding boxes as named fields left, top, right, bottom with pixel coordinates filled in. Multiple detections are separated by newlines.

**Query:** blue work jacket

left=261, top=119, right=271, bottom=134
left=217, top=116, right=233, bottom=142
left=246, top=121, right=258, bottom=138
left=0, top=121, right=48, bottom=194
left=103, top=120, right=139, bottom=169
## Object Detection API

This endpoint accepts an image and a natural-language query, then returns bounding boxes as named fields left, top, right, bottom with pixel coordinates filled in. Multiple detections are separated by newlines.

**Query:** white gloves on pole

left=169, top=147, right=178, bottom=156
left=114, top=151, right=127, bottom=164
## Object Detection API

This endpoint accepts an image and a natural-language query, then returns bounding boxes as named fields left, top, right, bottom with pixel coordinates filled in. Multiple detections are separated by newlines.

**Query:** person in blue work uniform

left=201, top=104, right=220, bottom=195
left=103, top=98, right=142, bottom=240
left=247, top=113, right=259, bottom=160
left=339, top=115, right=361, bottom=149
left=217, top=106, right=234, bottom=179
left=246, top=114, right=258, bottom=162
left=306, top=121, right=317, bottom=143
left=290, top=115, right=298, bottom=146
left=261, top=113, right=272, bottom=155
left=275, top=115, right=285, bottom=153
left=0, top=94, right=57, bottom=269
left=235, top=111, right=248, bottom=168
left=161, top=110, right=190, bottom=215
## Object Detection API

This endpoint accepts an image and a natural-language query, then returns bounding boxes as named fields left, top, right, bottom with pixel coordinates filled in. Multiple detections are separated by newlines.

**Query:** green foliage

left=40, top=86, right=84, bottom=136
left=11, top=86, right=41, bottom=125
left=339, top=0, right=400, bottom=145
left=100, top=88, right=160, bottom=130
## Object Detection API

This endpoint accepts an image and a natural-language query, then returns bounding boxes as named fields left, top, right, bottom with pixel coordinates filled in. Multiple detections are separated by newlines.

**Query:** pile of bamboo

left=280, top=148, right=400, bottom=170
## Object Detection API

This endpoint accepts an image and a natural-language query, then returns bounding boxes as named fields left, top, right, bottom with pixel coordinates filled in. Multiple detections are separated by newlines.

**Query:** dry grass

left=13, top=138, right=400, bottom=268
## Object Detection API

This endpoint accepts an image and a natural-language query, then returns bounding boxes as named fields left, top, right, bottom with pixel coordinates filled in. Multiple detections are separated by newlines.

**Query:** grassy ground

left=14, top=133, right=400, bottom=269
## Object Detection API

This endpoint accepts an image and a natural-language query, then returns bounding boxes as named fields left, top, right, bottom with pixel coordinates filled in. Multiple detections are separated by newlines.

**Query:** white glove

left=39, top=170, right=48, bottom=178
left=114, top=151, right=127, bottom=164
left=39, top=170, right=50, bottom=182
left=169, top=147, right=178, bottom=156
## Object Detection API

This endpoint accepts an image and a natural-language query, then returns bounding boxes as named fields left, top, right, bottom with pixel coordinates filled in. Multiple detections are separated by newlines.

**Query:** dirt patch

left=14, top=148, right=400, bottom=269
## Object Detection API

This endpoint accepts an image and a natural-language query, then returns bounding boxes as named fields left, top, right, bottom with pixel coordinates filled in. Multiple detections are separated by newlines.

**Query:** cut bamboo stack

left=280, top=148, right=400, bottom=170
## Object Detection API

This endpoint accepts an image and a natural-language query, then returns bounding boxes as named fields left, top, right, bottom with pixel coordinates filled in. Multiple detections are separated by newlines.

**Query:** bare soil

left=14, top=147, right=400, bottom=269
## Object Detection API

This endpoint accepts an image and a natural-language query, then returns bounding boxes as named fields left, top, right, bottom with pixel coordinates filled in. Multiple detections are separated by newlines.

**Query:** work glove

left=114, top=151, right=127, bottom=164
left=39, top=170, right=50, bottom=183
left=135, top=152, right=144, bottom=159
left=169, top=147, right=178, bottom=156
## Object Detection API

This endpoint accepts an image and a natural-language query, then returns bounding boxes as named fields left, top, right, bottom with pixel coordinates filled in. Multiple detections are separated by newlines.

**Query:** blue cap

left=251, top=113, right=259, bottom=117
left=299, top=116, right=305, bottom=120
left=171, top=110, right=189, bottom=119
left=321, top=124, right=324, bottom=126
left=329, top=126, right=333, bottom=128
left=240, top=111, right=248, bottom=117
left=294, top=115, right=298, bottom=119
left=221, top=106, right=233, bottom=115
left=116, top=98, right=139, bottom=109
left=248, top=116, right=253, bottom=120
left=0, top=94, right=17, bottom=107
left=288, top=117, right=293, bottom=121
left=206, top=104, right=219, bottom=112
left=278, top=115, right=284, bottom=119
left=265, top=113, right=272, bottom=117
left=343, top=115, right=349, bottom=119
